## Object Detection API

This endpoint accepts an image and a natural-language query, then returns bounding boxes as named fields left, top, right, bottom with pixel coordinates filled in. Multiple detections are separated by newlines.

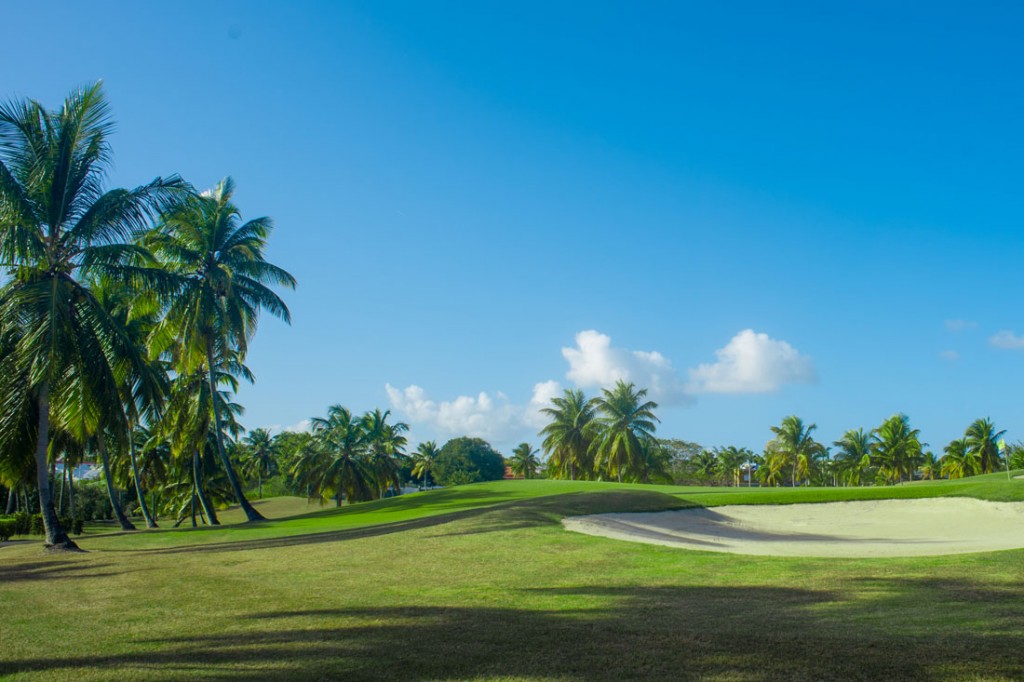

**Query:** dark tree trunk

left=206, top=342, right=264, bottom=521
left=34, top=383, right=77, bottom=549
left=97, top=434, right=135, bottom=531
left=57, top=465, right=66, bottom=515
left=127, top=430, right=157, bottom=528
left=193, top=450, right=220, bottom=525
left=68, top=464, right=75, bottom=518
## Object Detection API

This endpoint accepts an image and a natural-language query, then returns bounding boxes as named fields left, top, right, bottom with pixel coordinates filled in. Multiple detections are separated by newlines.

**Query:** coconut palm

left=768, top=416, right=826, bottom=487
left=361, top=409, right=408, bottom=499
left=510, top=443, right=541, bottom=479
left=832, top=428, right=873, bottom=486
left=411, top=440, right=440, bottom=490
left=692, top=449, right=719, bottom=483
left=872, top=414, right=923, bottom=484
left=242, top=428, right=278, bottom=499
left=146, top=177, right=295, bottom=521
left=918, top=451, right=940, bottom=480
left=964, top=418, right=1006, bottom=475
left=0, top=84, right=182, bottom=547
left=590, top=381, right=660, bottom=483
left=311, top=405, right=373, bottom=506
left=539, top=389, right=597, bottom=481
left=715, top=446, right=753, bottom=486
left=941, top=438, right=975, bottom=479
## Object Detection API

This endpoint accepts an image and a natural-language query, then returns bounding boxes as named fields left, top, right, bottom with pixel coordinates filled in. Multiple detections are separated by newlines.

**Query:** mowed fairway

left=3, top=477, right=1024, bottom=681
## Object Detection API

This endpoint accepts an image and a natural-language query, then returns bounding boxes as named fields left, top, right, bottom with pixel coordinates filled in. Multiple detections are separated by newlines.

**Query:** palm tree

left=941, top=438, right=975, bottom=479
left=918, top=451, right=940, bottom=480
left=147, top=177, right=296, bottom=522
left=242, top=428, right=278, bottom=499
left=964, top=418, right=1006, bottom=475
left=832, top=428, right=873, bottom=486
left=692, top=449, right=719, bottom=483
left=539, top=389, right=597, bottom=481
left=715, top=446, right=753, bottom=486
left=590, top=381, right=660, bottom=483
left=0, top=84, right=181, bottom=547
left=768, top=416, right=826, bottom=487
left=872, top=414, right=924, bottom=484
left=411, top=441, right=440, bottom=490
left=311, top=405, right=372, bottom=506
left=510, top=443, right=541, bottom=479
left=361, top=409, right=408, bottom=499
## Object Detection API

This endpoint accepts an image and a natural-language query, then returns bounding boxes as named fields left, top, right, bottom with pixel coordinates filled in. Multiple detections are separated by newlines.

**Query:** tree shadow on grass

left=100, top=490, right=688, bottom=555
left=0, top=559, right=122, bottom=583
left=4, top=580, right=1023, bottom=680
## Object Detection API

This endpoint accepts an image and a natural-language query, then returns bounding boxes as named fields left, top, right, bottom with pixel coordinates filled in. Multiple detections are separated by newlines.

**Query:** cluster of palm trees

left=283, top=407, right=414, bottom=505
left=698, top=414, right=1010, bottom=487
left=0, top=84, right=294, bottom=548
left=539, top=380, right=665, bottom=483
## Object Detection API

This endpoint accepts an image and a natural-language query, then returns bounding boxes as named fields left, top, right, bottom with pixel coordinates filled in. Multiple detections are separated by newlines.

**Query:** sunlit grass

left=2, top=475, right=1023, bottom=680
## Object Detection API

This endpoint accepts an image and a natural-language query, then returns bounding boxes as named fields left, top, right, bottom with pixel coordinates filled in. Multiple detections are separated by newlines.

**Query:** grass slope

left=2, top=476, right=1024, bottom=680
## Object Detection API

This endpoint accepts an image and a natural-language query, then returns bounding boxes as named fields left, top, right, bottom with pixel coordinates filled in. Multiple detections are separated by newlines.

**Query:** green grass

left=2, top=475, right=1024, bottom=680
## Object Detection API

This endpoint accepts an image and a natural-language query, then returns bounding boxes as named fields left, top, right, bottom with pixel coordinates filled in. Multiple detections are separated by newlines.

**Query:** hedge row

left=0, top=512, right=84, bottom=541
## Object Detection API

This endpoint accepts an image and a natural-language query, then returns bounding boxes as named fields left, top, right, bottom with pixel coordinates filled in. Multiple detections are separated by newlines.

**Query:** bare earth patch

left=563, top=498, right=1024, bottom=557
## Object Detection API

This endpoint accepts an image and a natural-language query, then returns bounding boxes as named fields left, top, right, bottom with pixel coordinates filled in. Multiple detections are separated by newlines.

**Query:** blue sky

left=6, top=1, right=1024, bottom=454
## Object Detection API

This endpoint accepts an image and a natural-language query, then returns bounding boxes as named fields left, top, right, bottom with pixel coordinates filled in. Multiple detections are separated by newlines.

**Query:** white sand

left=562, top=498, right=1024, bottom=557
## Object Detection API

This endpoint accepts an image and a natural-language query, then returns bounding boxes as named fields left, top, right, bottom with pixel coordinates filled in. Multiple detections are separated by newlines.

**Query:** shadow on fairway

left=0, top=559, right=121, bottom=583
left=102, top=490, right=689, bottom=555
left=4, top=580, right=1024, bottom=680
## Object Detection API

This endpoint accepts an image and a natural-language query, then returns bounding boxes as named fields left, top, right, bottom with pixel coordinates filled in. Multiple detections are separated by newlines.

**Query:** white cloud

left=561, top=330, right=692, bottom=404
left=688, top=329, right=816, bottom=394
left=525, top=380, right=562, bottom=428
left=385, top=383, right=536, bottom=442
left=945, top=319, right=978, bottom=332
left=990, top=330, right=1024, bottom=350
left=938, top=350, right=960, bottom=361
left=284, top=418, right=312, bottom=433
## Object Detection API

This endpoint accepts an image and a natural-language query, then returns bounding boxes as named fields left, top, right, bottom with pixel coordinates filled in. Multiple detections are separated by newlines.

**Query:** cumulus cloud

left=385, top=383, right=555, bottom=442
left=990, top=331, right=1024, bottom=350
left=284, top=418, right=312, bottom=433
left=688, top=329, right=816, bottom=394
left=562, top=330, right=692, bottom=404
left=945, top=319, right=978, bottom=332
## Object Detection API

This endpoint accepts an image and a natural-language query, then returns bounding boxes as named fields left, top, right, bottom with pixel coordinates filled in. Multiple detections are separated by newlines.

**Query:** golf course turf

left=2, top=475, right=1024, bottom=680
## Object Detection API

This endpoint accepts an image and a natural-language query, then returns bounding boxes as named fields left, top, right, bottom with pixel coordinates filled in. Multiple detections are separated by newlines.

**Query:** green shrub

left=433, top=437, right=506, bottom=486
left=0, top=518, right=16, bottom=541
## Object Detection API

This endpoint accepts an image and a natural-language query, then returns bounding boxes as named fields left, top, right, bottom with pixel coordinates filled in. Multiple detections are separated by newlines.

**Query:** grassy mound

left=2, top=477, right=1024, bottom=680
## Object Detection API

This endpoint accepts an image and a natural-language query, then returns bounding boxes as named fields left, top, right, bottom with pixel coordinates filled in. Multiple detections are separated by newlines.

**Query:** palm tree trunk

left=258, top=472, right=263, bottom=499
left=96, top=434, right=136, bottom=531
left=33, top=383, right=76, bottom=549
left=193, top=450, right=220, bottom=526
left=206, top=342, right=264, bottom=521
left=127, top=429, right=157, bottom=528
left=5, top=485, right=16, bottom=514
left=68, top=464, right=76, bottom=519
left=57, top=464, right=66, bottom=515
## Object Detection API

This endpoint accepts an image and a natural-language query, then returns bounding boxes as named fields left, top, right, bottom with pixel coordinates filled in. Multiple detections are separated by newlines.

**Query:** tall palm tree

left=590, top=381, right=660, bottom=483
left=147, top=177, right=295, bottom=522
left=941, top=438, right=975, bottom=479
left=361, top=409, right=408, bottom=499
left=768, top=416, right=826, bottom=487
left=918, top=451, right=940, bottom=480
left=964, top=418, right=1006, bottom=475
left=832, top=428, right=873, bottom=486
left=510, top=443, right=541, bottom=479
left=692, top=449, right=719, bottom=483
left=242, top=428, right=278, bottom=499
left=411, top=441, right=439, bottom=490
left=539, top=389, right=597, bottom=481
left=872, top=414, right=924, bottom=484
left=715, top=446, right=753, bottom=486
left=0, top=84, right=181, bottom=547
left=311, top=405, right=372, bottom=506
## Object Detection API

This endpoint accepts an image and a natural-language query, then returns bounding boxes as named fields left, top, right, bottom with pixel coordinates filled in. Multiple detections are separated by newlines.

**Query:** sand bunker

left=562, top=498, right=1024, bottom=557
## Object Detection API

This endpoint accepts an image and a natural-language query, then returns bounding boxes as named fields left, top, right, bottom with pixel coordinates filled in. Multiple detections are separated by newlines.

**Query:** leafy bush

left=0, top=519, right=16, bottom=541
left=433, top=437, right=505, bottom=486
